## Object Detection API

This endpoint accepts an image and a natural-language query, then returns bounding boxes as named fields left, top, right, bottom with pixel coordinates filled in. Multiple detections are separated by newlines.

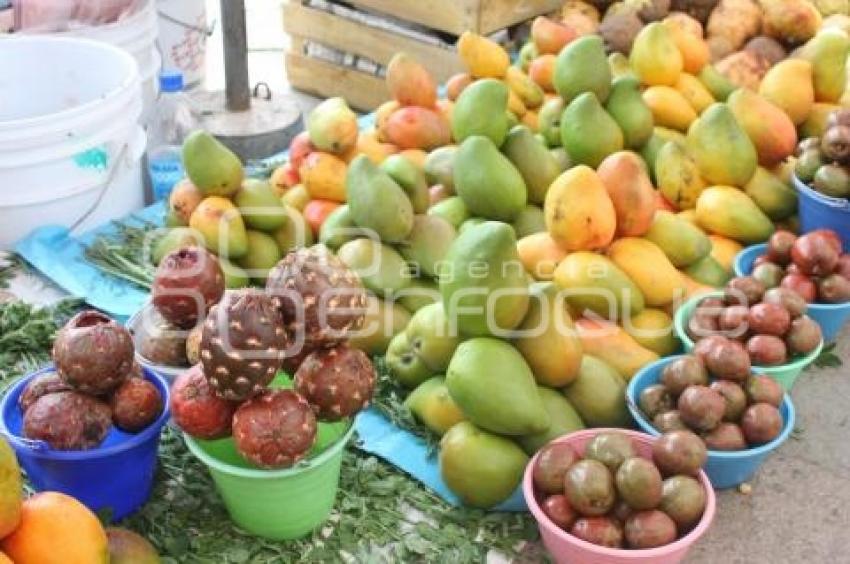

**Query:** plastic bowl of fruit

left=127, top=302, right=195, bottom=383
left=793, top=173, right=850, bottom=253
left=626, top=355, right=795, bottom=490
left=523, top=428, right=716, bottom=564
left=733, top=231, right=850, bottom=343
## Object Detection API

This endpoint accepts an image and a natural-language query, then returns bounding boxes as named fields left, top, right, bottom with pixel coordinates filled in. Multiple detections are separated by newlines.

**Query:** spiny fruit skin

left=23, top=391, right=112, bottom=450
left=232, top=389, right=317, bottom=469
left=199, top=290, right=287, bottom=401
left=152, top=247, right=226, bottom=329
left=294, top=344, right=376, bottom=421
left=110, top=377, right=163, bottom=433
left=18, top=370, right=71, bottom=412
left=266, top=247, right=367, bottom=353
left=170, top=365, right=236, bottom=439
left=53, top=310, right=134, bottom=395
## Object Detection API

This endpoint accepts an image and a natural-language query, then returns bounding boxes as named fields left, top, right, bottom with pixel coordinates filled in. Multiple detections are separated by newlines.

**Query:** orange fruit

left=0, top=551, right=12, bottom=563
left=303, top=199, right=341, bottom=236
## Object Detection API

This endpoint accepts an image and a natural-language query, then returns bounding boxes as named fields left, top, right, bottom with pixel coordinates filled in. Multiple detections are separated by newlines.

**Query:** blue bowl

left=794, top=175, right=850, bottom=252
left=626, top=356, right=796, bottom=490
left=734, top=243, right=850, bottom=342
left=1, top=365, right=171, bottom=520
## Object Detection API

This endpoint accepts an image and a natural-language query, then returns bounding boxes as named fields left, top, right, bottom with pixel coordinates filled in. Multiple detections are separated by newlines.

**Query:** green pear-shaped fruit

left=219, top=259, right=250, bottom=289
left=405, top=302, right=461, bottom=372
left=398, top=277, right=440, bottom=313
left=563, top=355, right=631, bottom=427
left=381, top=155, right=430, bottom=213
left=188, top=196, right=248, bottom=258
left=686, top=103, right=757, bottom=187
left=561, top=92, right=624, bottom=168
left=516, top=387, right=585, bottom=455
left=683, top=255, right=730, bottom=287
left=640, top=127, right=686, bottom=181
left=152, top=227, right=204, bottom=265
left=424, top=146, right=457, bottom=193
left=643, top=211, right=711, bottom=268
left=319, top=205, right=368, bottom=249
left=554, top=35, right=612, bottom=103
left=234, top=179, right=287, bottom=231
left=386, top=332, right=433, bottom=388
left=272, top=205, right=313, bottom=253
left=236, top=230, right=282, bottom=283
left=182, top=130, right=243, bottom=196
left=743, top=166, right=798, bottom=220
left=346, top=155, right=414, bottom=243
left=446, top=338, right=549, bottom=435
left=799, top=29, right=850, bottom=104
left=455, top=136, right=527, bottom=221
left=348, top=295, right=411, bottom=355
left=427, top=196, right=470, bottom=229
left=336, top=238, right=411, bottom=297
left=307, top=97, right=358, bottom=154
left=695, top=186, right=774, bottom=243
left=452, top=79, right=510, bottom=146
left=511, top=204, right=546, bottom=238
left=606, top=76, right=654, bottom=149
left=404, top=376, right=465, bottom=436
left=398, top=215, right=457, bottom=278
left=697, top=65, right=736, bottom=102
left=538, top=97, right=565, bottom=147
left=501, top=125, right=560, bottom=205
left=629, top=22, right=682, bottom=86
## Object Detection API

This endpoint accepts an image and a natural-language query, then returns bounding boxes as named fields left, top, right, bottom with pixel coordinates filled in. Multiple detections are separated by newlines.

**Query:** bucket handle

left=69, top=142, right=130, bottom=232
left=0, top=431, right=49, bottom=452
left=157, top=10, right=216, bottom=36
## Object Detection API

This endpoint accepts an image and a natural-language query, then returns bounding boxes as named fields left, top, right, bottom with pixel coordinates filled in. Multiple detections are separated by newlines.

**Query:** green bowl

left=673, top=291, right=823, bottom=391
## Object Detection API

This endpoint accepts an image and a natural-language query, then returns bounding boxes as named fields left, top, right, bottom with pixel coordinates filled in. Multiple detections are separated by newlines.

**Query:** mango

left=380, top=155, right=429, bottom=214
left=550, top=147, right=571, bottom=171
left=457, top=31, right=510, bottom=79
left=554, top=35, right=612, bottom=103
left=355, top=131, right=398, bottom=165
left=554, top=252, right=645, bottom=319
left=386, top=52, right=437, bottom=108
left=281, top=183, right=310, bottom=210
left=505, top=66, right=544, bottom=110
left=696, top=186, right=775, bottom=243
left=608, top=238, right=688, bottom=306
left=517, top=232, right=567, bottom=281
left=168, top=179, right=203, bottom=225
left=405, top=377, right=465, bottom=436
left=423, top=146, right=456, bottom=193
left=337, top=238, right=410, bottom=297
left=451, top=79, right=510, bottom=146
left=521, top=109, right=539, bottom=131
left=405, top=302, right=461, bottom=372
left=164, top=208, right=186, bottom=228
left=800, top=103, right=842, bottom=138
left=640, top=127, right=687, bottom=180
left=386, top=332, right=433, bottom=388
left=182, top=130, right=243, bottom=197
left=514, top=282, right=583, bottom=388
left=502, top=125, right=560, bottom=205
left=538, top=97, right=565, bottom=147
left=455, top=136, right=527, bottom=221
left=575, top=318, right=660, bottom=381
left=802, top=29, right=849, bottom=103
left=384, top=107, right=451, bottom=151
left=655, top=141, right=707, bottom=210
left=545, top=165, right=617, bottom=251
left=235, top=230, right=281, bottom=283
left=349, top=295, right=411, bottom=355
left=643, top=210, right=711, bottom=269
left=307, top=97, right=358, bottom=154
left=219, top=260, right=250, bottom=289
left=446, top=73, right=473, bottom=101
left=561, top=93, right=624, bottom=168
left=440, top=222, right=529, bottom=337
left=663, top=19, right=709, bottom=74
left=743, top=166, right=798, bottom=220
left=683, top=255, right=731, bottom=287
left=622, top=308, right=678, bottom=357
left=428, top=196, right=469, bottom=229
left=597, top=151, right=656, bottom=237
left=605, top=76, right=654, bottom=149
left=506, top=89, right=527, bottom=118
left=758, top=59, right=814, bottom=126
left=318, top=205, right=366, bottom=249
left=674, top=73, right=715, bottom=114
left=399, top=215, right=456, bottom=279
left=678, top=209, right=698, bottom=225
left=0, top=438, right=21, bottom=539
left=630, top=22, right=683, bottom=86
left=300, top=152, right=347, bottom=202
left=151, top=227, right=204, bottom=265
left=563, top=355, right=631, bottom=427
left=375, top=100, right=401, bottom=141
left=440, top=421, right=528, bottom=508
left=608, top=52, right=633, bottom=80
left=189, top=196, right=248, bottom=258
left=727, top=89, right=797, bottom=167
left=446, top=338, right=548, bottom=435
left=398, top=277, right=440, bottom=313
left=516, top=387, right=585, bottom=455
left=273, top=206, right=313, bottom=253
left=518, top=42, right=539, bottom=71
left=346, top=155, right=414, bottom=243
left=686, top=103, right=757, bottom=187
left=532, top=16, right=577, bottom=54
left=529, top=54, right=557, bottom=92
left=708, top=235, right=743, bottom=272
left=643, top=86, right=697, bottom=131
left=697, top=65, right=736, bottom=102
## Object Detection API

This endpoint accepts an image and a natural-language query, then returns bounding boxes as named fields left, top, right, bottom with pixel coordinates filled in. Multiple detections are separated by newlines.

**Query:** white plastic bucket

left=156, top=0, right=208, bottom=89
left=0, top=36, right=145, bottom=249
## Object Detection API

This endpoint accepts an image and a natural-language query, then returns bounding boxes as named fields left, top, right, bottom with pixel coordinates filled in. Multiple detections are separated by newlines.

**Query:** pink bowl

left=523, top=428, right=717, bottom=564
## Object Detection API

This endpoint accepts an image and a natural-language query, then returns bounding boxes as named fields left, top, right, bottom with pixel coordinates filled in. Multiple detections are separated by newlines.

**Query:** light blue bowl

left=626, top=356, right=796, bottom=490
left=734, top=243, right=850, bottom=343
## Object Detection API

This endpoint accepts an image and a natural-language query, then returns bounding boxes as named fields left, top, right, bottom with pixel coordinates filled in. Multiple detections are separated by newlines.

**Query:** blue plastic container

left=794, top=175, right=850, bottom=252
left=626, top=356, right=796, bottom=490
left=0, top=365, right=171, bottom=520
left=734, top=243, right=850, bottom=342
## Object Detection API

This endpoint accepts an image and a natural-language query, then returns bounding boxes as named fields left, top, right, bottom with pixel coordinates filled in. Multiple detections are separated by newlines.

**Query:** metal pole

left=221, top=0, right=251, bottom=111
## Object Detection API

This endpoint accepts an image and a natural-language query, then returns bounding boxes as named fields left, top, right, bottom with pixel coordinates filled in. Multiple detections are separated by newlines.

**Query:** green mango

left=501, top=125, right=560, bottom=205
left=428, top=196, right=470, bottom=229
left=554, top=35, right=612, bottom=104
left=698, top=65, right=736, bottom=101
left=743, top=166, right=798, bottom=221
left=182, top=130, right=243, bottom=197
left=440, top=421, right=528, bottom=508
left=346, top=155, right=414, bottom=243
left=234, top=179, right=287, bottom=231
left=563, top=355, right=631, bottom=428
left=683, top=255, right=730, bottom=287
left=235, top=230, right=282, bottom=283
left=505, top=110, right=519, bottom=130
left=686, top=103, right=757, bottom=187
left=189, top=196, right=248, bottom=258
left=398, top=215, right=457, bottom=278
left=219, top=259, right=250, bottom=289
left=455, top=136, right=527, bottom=221
left=516, top=387, right=585, bottom=455
left=554, top=252, right=644, bottom=319
left=640, top=126, right=686, bottom=181
left=538, top=98, right=565, bottom=147
left=799, top=29, right=850, bottom=104
left=152, top=227, right=203, bottom=265
left=643, top=211, right=711, bottom=268
left=165, top=208, right=186, bottom=227
left=272, top=205, right=314, bottom=253
left=459, top=217, right=486, bottom=234
left=440, top=221, right=530, bottom=336
left=381, top=155, right=430, bottom=214
left=550, top=147, right=571, bottom=171
left=451, top=79, right=510, bottom=146
left=405, top=302, right=461, bottom=372
left=386, top=332, right=433, bottom=388
left=605, top=76, right=654, bottom=149
left=404, top=376, right=465, bottom=436
left=306, top=97, right=357, bottom=153
left=446, top=338, right=549, bottom=435
left=560, top=92, right=624, bottom=168
left=511, top=204, right=546, bottom=238
left=423, top=146, right=457, bottom=194
left=398, top=277, right=440, bottom=313
left=348, top=295, right=411, bottom=355
left=518, top=41, right=538, bottom=72
left=337, top=238, right=411, bottom=297
left=696, top=186, right=775, bottom=244
left=319, top=205, right=366, bottom=249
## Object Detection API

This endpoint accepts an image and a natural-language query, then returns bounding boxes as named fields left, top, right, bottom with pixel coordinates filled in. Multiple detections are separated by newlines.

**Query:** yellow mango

left=597, top=151, right=656, bottom=237
left=375, top=100, right=401, bottom=142
left=299, top=152, right=347, bottom=202
left=404, top=377, right=466, bottom=436
left=544, top=166, right=617, bottom=252
left=350, top=131, right=398, bottom=165
left=663, top=20, right=710, bottom=74
left=708, top=235, right=743, bottom=272
left=507, top=87, right=527, bottom=117
left=517, top=232, right=567, bottom=281
left=679, top=209, right=699, bottom=225
left=674, top=73, right=715, bottom=114
left=655, top=141, right=708, bottom=210
left=696, top=186, right=775, bottom=244
left=608, top=237, right=688, bottom=307
left=630, top=22, right=683, bottom=86
left=574, top=318, right=659, bottom=381
left=521, top=110, right=539, bottom=131
left=758, top=59, right=815, bottom=126
left=622, top=308, right=678, bottom=356
left=505, top=66, right=544, bottom=109
left=457, top=31, right=510, bottom=78
left=642, top=86, right=698, bottom=131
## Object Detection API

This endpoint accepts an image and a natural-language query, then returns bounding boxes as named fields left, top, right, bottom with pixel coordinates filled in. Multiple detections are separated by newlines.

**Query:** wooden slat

left=285, top=51, right=389, bottom=111
left=345, top=0, right=475, bottom=35
left=283, top=2, right=462, bottom=82
left=478, top=0, right=563, bottom=34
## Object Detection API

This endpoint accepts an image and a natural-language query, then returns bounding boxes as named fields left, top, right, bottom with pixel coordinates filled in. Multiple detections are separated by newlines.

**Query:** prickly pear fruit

left=294, top=344, right=376, bottom=421
left=110, top=377, right=163, bottom=432
left=23, top=391, right=112, bottom=450
left=170, top=365, right=236, bottom=439
left=152, top=247, right=225, bottom=329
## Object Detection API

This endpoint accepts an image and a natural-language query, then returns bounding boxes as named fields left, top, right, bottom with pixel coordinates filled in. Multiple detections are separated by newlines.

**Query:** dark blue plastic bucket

left=0, top=365, right=170, bottom=520
left=794, top=174, right=850, bottom=252
left=627, top=356, right=795, bottom=490
left=734, top=242, right=850, bottom=342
